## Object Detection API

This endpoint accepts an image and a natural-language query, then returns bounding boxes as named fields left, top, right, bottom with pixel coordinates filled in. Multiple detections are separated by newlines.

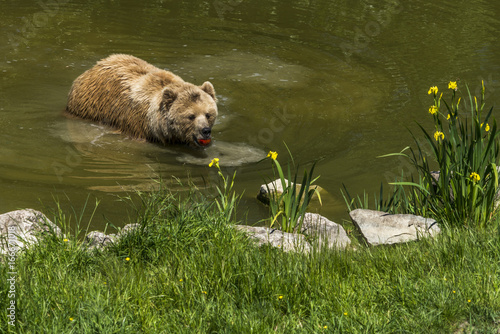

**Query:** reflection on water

left=177, top=141, right=265, bottom=167
left=1, top=0, right=500, bottom=229
left=54, top=117, right=266, bottom=192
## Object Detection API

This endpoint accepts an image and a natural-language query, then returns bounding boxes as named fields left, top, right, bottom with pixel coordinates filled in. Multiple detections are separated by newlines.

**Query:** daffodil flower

left=209, top=158, right=220, bottom=168
left=267, top=151, right=278, bottom=160
left=428, top=86, right=438, bottom=95
left=448, top=81, right=457, bottom=90
left=434, top=131, right=445, bottom=141
left=469, top=172, right=480, bottom=182
left=481, top=123, right=490, bottom=132
left=428, top=105, right=438, bottom=115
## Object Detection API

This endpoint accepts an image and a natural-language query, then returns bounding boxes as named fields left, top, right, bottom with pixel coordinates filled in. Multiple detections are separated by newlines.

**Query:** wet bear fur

left=65, top=54, right=218, bottom=148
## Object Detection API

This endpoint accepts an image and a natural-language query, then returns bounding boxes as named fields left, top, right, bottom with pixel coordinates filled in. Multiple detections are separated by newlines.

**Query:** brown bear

left=65, top=54, right=218, bottom=148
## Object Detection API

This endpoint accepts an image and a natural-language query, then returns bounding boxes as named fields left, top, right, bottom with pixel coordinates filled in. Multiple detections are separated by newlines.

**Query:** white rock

left=235, top=225, right=311, bottom=253
left=300, top=213, right=351, bottom=249
left=349, top=209, right=440, bottom=246
left=84, top=231, right=116, bottom=250
left=0, top=209, right=61, bottom=254
left=257, top=178, right=324, bottom=206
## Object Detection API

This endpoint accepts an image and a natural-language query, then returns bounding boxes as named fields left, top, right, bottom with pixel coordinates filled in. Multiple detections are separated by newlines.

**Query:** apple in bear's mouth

left=198, top=138, right=211, bottom=146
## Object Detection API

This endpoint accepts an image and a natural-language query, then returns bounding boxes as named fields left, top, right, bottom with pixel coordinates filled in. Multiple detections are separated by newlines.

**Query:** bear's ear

left=162, top=88, right=178, bottom=111
left=200, top=81, right=217, bottom=101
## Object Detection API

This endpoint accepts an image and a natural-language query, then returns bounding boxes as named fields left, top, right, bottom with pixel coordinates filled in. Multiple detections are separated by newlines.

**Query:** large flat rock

left=300, top=213, right=351, bottom=249
left=349, top=209, right=440, bottom=246
left=236, top=213, right=351, bottom=252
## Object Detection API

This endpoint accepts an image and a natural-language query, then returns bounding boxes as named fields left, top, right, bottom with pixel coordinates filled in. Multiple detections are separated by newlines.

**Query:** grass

left=1, top=185, right=500, bottom=333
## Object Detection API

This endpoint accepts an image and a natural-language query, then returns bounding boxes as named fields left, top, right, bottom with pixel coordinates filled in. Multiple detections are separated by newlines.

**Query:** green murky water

left=1, top=0, right=500, bottom=229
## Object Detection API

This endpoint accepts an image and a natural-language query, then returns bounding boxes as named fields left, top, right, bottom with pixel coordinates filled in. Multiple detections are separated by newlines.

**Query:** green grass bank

left=1, top=185, right=499, bottom=333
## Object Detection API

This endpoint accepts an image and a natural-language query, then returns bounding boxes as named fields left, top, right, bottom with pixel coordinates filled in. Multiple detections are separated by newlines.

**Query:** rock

left=84, top=231, right=116, bottom=250
left=118, top=223, right=142, bottom=237
left=349, top=209, right=440, bottom=246
left=84, top=223, right=141, bottom=250
left=235, top=225, right=311, bottom=253
left=257, top=178, right=324, bottom=206
left=235, top=214, right=351, bottom=252
left=0, top=209, right=61, bottom=254
left=453, top=321, right=473, bottom=334
left=300, top=213, right=351, bottom=249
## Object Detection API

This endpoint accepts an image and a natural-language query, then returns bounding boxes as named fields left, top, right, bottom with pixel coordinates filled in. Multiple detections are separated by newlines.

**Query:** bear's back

left=65, top=54, right=182, bottom=139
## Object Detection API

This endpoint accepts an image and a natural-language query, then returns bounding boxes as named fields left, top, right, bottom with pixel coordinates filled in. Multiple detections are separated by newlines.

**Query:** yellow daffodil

left=434, top=131, right=445, bottom=141
left=267, top=151, right=278, bottom=160
left=278, top=295, right=283, bottom=300
left=344, top=312, right=348, bottom=316
left=448, top=81, right=457, bottom=90
left=63, top=238, right=69, bottom=242
left=125, top=257, right=130, bottom=261
left=428, top=105, right=438, bottom=115
left=69, top=317, right=74, bottom=321
left=208, top=158, right=219, bottom=168
left=447, top=114, right=451, bottom=120
left=469, top=172, right=480, bottom=182
left=481, top=123, right=490, bottom=132
left=428, top=86, right=438, bottom=95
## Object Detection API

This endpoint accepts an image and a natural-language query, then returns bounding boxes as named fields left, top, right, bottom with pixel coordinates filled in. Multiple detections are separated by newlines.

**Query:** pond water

left=1, top=0, right=500, bottom=230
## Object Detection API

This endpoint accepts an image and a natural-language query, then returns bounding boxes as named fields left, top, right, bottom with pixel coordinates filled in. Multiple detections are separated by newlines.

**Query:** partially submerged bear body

left=65, top=54, right=218, bottom=148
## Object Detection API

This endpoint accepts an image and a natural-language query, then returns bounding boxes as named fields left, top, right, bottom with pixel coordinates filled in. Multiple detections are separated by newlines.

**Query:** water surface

left=1, top=0, right=500, bottom=229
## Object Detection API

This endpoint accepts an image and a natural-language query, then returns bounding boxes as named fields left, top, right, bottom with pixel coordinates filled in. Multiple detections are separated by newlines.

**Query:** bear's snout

left=201, top=127, right=211, bottom=138
left=195, top=127, right=213, bottom=147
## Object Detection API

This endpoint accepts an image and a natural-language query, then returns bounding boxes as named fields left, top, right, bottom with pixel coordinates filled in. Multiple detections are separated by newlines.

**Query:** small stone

left=117, top=223, right=142, bottom=238
left=257, top=178, right=324, bottom=206
left=84, top=231, right=116, bottom=250
left=235, top=225, right=310, bottom=253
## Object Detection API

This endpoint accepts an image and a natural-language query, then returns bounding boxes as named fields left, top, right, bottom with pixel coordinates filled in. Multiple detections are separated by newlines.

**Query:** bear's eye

left=188, top=115, right=196, bottom=121
left=206, top=113, right=211, bottom=120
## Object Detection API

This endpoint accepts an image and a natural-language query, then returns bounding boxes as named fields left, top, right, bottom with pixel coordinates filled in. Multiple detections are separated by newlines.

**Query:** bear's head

left=160, top=81, right=218, bottom=148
